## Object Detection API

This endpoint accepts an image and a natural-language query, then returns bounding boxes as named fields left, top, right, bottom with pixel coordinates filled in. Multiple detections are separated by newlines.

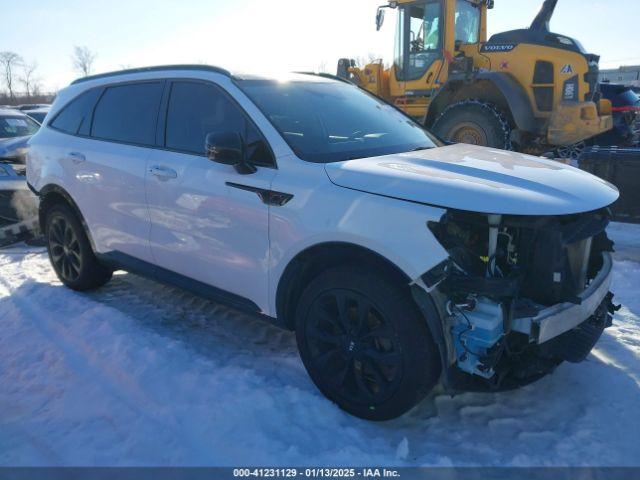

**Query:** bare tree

left=0, top=51, right=23, bottom=99
left=20, top=61, right=40, bottom=98
left=367, top=52, right=383, bottom=63
left=72, top=46, right=97, bottom=76
left=352, top=53, right=386, bottom=69
left=317, top=60, right=328, bottom=73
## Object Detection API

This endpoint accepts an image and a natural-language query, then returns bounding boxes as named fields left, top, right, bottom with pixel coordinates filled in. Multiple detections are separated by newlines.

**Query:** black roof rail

left=293, top=71, right=354, bottom=85
left=70, top=64, right=232, bottom=85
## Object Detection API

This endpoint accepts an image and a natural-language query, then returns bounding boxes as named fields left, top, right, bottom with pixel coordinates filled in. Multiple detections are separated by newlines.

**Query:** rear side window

left=50, top=88, right=101, bottom=135
left=165, top=81, right=273, bottom=166
left=91, top=82, right=163, bottom=146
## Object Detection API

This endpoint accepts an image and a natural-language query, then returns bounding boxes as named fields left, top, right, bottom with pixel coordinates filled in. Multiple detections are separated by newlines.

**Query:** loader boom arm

left=530, top=0, right=559, bottom=31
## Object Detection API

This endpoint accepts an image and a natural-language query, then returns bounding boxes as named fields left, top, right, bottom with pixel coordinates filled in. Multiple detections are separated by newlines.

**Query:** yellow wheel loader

left=337, top=0, right=613, bottom=153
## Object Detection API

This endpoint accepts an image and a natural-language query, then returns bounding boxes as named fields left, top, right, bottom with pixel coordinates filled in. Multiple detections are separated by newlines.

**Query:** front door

left=145, top=80, right=277, bottom=312
left=395, top=1, right=444, bottom=86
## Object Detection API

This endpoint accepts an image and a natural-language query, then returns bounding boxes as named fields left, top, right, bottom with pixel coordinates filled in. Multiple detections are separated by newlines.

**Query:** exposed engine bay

left=425, top=208, right=620, bottom=391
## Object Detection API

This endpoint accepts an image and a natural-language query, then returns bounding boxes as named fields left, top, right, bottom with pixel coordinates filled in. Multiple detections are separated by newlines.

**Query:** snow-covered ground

left=1, top=224, right=639, bottom=467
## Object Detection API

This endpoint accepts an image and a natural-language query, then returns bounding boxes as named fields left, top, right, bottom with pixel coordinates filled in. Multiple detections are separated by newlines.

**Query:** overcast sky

left=1, top=0, right=639, bottom=93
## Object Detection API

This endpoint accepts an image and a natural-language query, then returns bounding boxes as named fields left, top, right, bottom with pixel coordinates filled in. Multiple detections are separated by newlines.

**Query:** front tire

left=45, top=204, right=112, bottom=291
left=432, top=100, right=512, bottom=150
left=295, top=266, right=441, bottom=421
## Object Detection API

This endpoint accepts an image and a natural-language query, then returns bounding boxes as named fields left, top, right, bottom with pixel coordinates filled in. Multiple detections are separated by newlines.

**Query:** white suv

left=27, top=65, right=620, bottom=420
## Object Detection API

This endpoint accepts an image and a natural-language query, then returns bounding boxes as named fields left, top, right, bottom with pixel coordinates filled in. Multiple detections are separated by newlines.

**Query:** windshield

left=239, top=80, right=438, bottom=163
left=0, top=114, right=40, bottom=139
left=26, top=111, right=48, bottom=124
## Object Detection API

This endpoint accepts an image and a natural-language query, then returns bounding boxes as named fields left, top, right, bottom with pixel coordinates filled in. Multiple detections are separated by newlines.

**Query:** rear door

left=73, top=81, right=164, bottom=261
left=145, top=79, right=277, bottom=312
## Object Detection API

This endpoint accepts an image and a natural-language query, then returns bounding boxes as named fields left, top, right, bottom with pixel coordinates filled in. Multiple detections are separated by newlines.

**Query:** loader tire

left=432, top=100, right=512, bottom=150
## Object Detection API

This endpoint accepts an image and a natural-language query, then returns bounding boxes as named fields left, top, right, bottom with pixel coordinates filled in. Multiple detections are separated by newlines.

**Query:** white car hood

left=324, top=144, right=619, bottom=216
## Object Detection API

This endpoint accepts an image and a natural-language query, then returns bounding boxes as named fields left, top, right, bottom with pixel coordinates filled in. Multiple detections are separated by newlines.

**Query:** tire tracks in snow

left=2, top=243, right=640, bottom=466
left=0, top=271, right=229, bottom=464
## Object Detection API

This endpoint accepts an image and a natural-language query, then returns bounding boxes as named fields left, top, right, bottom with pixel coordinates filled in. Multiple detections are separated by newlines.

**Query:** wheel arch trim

left=275, top=241, right=414, bottom=331
left=37, top=183, right=97, bottom=251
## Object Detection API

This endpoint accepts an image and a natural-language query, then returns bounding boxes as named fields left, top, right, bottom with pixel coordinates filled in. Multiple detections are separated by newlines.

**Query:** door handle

left=149, top=165, right=178, bottom=180
left=67, top=151, right=86, bottom=164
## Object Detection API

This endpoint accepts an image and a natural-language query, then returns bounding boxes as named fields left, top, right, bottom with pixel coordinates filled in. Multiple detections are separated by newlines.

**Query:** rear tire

left=45, top=204, right=112, bottom=291
left=295, top=266, right=441, bottom=421
left=432, top=100, right=512, bottom=149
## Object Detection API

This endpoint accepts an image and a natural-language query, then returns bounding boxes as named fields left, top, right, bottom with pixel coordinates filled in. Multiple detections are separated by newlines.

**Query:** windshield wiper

left=410, top=146, right=434, bottom=152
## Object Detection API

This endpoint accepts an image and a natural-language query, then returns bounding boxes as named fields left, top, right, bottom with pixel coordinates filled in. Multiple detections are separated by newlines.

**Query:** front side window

left=91, top=82, right=163, bottom=146
left=396, top=1, right=442, bottom=81
left=0, top=114, right=39, bottom=138
left=455, top=0, right=481, bottom=44
left=410, top=3, right=441, bottom=52
left=239, top=79, right=439, bottom=163
left=164, top=81, right=273, bottom=166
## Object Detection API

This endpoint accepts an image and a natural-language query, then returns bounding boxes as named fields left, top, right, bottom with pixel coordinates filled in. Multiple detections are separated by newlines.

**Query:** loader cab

left=389, top=0, right=487, bottom=91
left=348, top=0, right=613, bottom=150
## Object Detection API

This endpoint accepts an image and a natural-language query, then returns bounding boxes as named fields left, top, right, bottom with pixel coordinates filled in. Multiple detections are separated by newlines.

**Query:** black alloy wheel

left=45, top=204, right=112, bottom=291
left=304, top=289, right=404, bottom=406
left=295, top=266, right=441, bottom=421
left=48, top=215, right=82, bottom=283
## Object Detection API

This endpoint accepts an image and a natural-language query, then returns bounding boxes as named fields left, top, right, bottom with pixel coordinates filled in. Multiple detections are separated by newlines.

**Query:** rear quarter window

left=50, top=88, right=102, bottom=135
left=91, top=82, right=164, bottom=146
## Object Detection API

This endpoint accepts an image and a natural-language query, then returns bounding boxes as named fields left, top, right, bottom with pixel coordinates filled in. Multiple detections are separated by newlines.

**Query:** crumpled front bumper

left=512, top=252, right=614, bottom=344
left=0, top=172, right=40, bottom=244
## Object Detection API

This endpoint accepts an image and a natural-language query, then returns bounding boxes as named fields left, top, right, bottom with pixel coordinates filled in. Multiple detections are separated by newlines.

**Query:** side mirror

left=375, top=7, right=386, bottom=31
left=205, top=131, right=256, bottom=174
left=206, top=131, right=242, bottom=165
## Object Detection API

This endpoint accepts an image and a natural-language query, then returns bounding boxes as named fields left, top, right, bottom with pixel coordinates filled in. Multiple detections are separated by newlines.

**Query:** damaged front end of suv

left=419, top=208, right=619, bottom=392
left=0, top=142, right=40, bottom=246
